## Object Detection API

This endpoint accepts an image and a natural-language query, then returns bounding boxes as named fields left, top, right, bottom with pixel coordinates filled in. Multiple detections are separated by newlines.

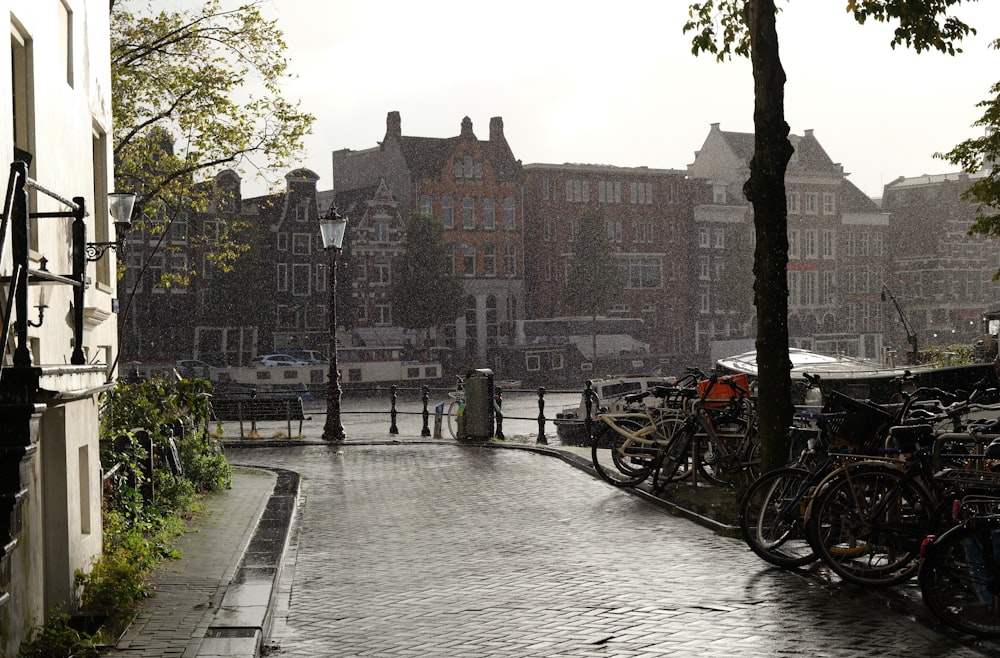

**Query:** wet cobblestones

left=230, top=443, right=1000, bottom=657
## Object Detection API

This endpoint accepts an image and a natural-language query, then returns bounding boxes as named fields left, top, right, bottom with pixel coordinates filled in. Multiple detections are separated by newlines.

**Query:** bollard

left=494, top=386, right=505, bottom=441
left=433, top=402, right=444, bottom=439
left=537, top=386, right=547, bottom=444
left=421, top=385, right=431, bottom=437
left=584, top=380, right=594, bottom=445
left=250, top=388, right=258, bottom=434
left=389, top=385, right=399, bottom=434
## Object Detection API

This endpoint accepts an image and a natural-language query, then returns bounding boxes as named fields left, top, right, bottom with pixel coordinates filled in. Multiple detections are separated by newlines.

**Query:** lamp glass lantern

left=319, top=210, right=348, bottom=250
left=108, top=192, right=136, bottom=236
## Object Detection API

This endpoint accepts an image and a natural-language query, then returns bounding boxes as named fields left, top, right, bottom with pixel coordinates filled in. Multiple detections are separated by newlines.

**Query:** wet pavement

left=227, top=442, right=1000, bottom=658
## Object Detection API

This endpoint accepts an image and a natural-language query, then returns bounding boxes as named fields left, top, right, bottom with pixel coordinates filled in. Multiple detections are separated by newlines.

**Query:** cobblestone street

left=229, top=444, right=1000, bottom=657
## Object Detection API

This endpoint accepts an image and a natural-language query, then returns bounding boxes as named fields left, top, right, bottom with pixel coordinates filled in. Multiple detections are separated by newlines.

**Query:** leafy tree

left=111, top=0, right=314, bottom=277
left=390, top=214, right=465, bottom=344
left=684, top=0, right=975, bottom=472
left=565, top=207, right=626, bottom=360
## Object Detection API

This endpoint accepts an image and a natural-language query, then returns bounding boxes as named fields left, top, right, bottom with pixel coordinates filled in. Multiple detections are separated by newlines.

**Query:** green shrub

left=17, top=609, right=99, bottom=658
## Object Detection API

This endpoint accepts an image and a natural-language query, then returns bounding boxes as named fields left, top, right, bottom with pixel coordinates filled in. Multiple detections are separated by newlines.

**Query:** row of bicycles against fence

left=589, top=367, right=1000, bottom=638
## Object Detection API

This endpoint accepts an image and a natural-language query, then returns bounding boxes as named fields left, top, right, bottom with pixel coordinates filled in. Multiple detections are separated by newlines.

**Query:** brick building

left=882, top=170, right=998, bottom=351
left=521, top=163, right=701, bottom=372
left=688, top=123, right=889, bottom=363
left=332, top=112, right=525, bottom=367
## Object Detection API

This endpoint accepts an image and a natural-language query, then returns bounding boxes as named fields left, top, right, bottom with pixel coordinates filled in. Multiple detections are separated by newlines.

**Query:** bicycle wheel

left=591, top=418, right=659, bottom=487
left=447, top=400, right=459, bottom=439
left=739, top=467, right=818, bottom=568
left=919, top=516, right=1000, bottom=638
left=807, top=463, right=934, bottom=587
left=651, top=424, right=696, bottom=488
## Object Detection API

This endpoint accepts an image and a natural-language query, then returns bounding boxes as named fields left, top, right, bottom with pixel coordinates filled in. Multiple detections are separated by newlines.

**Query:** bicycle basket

left=818, top=390, right=894, bottom=448
left=697, top=373, right=751, bottom=408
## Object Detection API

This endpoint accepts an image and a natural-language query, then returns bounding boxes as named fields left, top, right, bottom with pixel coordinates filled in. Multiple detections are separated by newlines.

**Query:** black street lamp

left=319, top=206, right=348, bottom=442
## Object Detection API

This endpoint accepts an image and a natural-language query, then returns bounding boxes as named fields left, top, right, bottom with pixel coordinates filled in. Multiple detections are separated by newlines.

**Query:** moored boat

left=554, top=375, right=675, bottom=445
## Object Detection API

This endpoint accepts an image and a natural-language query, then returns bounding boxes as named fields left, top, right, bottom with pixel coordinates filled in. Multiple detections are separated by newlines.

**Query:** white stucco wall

left=1, top=1, right=116, bottom=653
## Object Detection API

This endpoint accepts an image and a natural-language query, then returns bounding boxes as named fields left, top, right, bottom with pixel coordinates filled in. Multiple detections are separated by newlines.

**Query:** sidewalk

left=104, top=466, right=290, bottom=658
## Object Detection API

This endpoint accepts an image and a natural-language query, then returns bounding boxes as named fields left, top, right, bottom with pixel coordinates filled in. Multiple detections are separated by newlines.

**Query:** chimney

left=460, top=116, right=474, bottom=138
left=386, top=111, right=401, bottom=140
left=490, top=117, right=504, bottom=142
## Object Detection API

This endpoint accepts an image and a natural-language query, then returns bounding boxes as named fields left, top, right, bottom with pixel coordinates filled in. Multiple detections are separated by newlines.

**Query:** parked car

left=175, top=359, right=213, bottom=379
left=254, top=353, right=309, bottom=367
left=278, top=349, right=328, bottom=364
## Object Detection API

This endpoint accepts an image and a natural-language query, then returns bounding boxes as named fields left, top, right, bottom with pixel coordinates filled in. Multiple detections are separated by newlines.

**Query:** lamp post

left=319, top=206, right=348, bottom=442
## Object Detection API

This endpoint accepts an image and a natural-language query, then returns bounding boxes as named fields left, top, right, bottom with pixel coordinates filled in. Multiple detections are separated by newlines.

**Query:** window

left=292, top=233, right=311, bottom=256
left=822, top=192, right=836, bottom=215
left=713, top=185, right=726, bottom=204
left=713, top=228, right=725, bottom=249
left=552, top=354, right=564, bottom=370
left=503, top=198, right=516, bottom=230
left=872, top=232, right=884, bottom=256
left=787, top=192, right=800, bottom=214
left=150, top=254, right=165, bottom=293
left=606, top=220, right=622, bottom=243
left=420, top=195, right=432, bottom=215
left=632, top=222, right=653, bottom=244
left=169, top=217, right=186, bottom=243
left=373, top=259, right=390, bottom=284
left=822, top=270, right=836, bottom=305
left=315, top=263, right=326, bottom=292
left=804, top=230, right=818, bottom=259
left=484, top=245, right=496, bottom=276
left=295, top=203, right=308, bottom=222
left=59, top=0, right=74, bottom=86
left=276, top=263, right=288, bottom=291
left=699, top=292, right=710, bottom=313
left=462, top=196, right=475, bottom=229
left=858, top=231, right=869, bottom=256
left=804, top=192, right=818, bottom=214
left=374, top=221, right=389, bottom=243
left=483, top=198, right=496, bottom=230
left=699, top=256, right=710, bottom=280
left=803, top=270, right=818, bottom=305
left=787, top=271, right=801, bottom=307
left=277, top=232, right=287, bottom=251
left=542, top=178, right=550, bottom=201
left=505, top=245, right=517, bottom=275
left=623, top=256, right=662, bottom=289
left=463, top=243, right=475, bottom=276
left=292, top=264, right=310, bottom=296
left=600, top=180, right=622, bottom=203
left=630, top=182, right=653, bottom=204
left=375, top=303, right=391, bottom=326
left=526, top=354, right=540, bottom=371
left=441, top=197, right=454, bottom=229
left=788, top=229, right=800, bottom=258
left=565, top=180, right=589, bottom=202
left=821, top=230, right=835, bottom=259
left=698, top=228, right=710, bottom=248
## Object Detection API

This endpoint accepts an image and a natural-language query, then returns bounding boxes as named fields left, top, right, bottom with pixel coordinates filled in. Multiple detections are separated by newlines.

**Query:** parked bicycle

left=592, top=370, right=760, bottom=490
left=918, top=438, right=1000, bottom=637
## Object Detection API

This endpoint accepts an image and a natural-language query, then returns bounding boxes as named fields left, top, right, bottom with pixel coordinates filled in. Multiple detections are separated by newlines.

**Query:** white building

left=1, top=2, right=119, bottom=653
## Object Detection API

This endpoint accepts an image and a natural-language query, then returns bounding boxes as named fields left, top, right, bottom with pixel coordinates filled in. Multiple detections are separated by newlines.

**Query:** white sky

left=239, top=0, right=1000, bottom=200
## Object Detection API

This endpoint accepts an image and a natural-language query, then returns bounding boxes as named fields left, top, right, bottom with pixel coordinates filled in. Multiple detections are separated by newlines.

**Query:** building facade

left=521, top=163, right=701, bottom=373
left=1, top=2, right=118, bottom=653
left=882, top=170, right=998, bottom=352
left=332, top=112, right=525, bottom=368
left=688, top=123, right=890, bottom=364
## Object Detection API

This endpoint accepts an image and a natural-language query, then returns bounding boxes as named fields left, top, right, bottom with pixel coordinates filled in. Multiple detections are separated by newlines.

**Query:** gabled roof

left=398, top=135, right=461, bottom=179
left=716, top=128, right=842, bottom=174
left=840, top=178, right=882, bottom=213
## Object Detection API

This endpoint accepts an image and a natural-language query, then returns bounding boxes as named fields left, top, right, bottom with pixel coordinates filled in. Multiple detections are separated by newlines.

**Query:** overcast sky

left=240, top=0, right=999, bottom=200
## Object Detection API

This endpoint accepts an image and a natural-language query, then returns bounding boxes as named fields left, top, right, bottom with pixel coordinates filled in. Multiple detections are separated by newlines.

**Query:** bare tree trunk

left=744, top=0, right=794, bottom=473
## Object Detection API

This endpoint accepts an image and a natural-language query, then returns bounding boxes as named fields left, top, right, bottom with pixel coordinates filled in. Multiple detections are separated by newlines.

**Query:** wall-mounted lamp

left=86, top=192, right=136, bottom=261
left=27, top=285, right=48, bottom=328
